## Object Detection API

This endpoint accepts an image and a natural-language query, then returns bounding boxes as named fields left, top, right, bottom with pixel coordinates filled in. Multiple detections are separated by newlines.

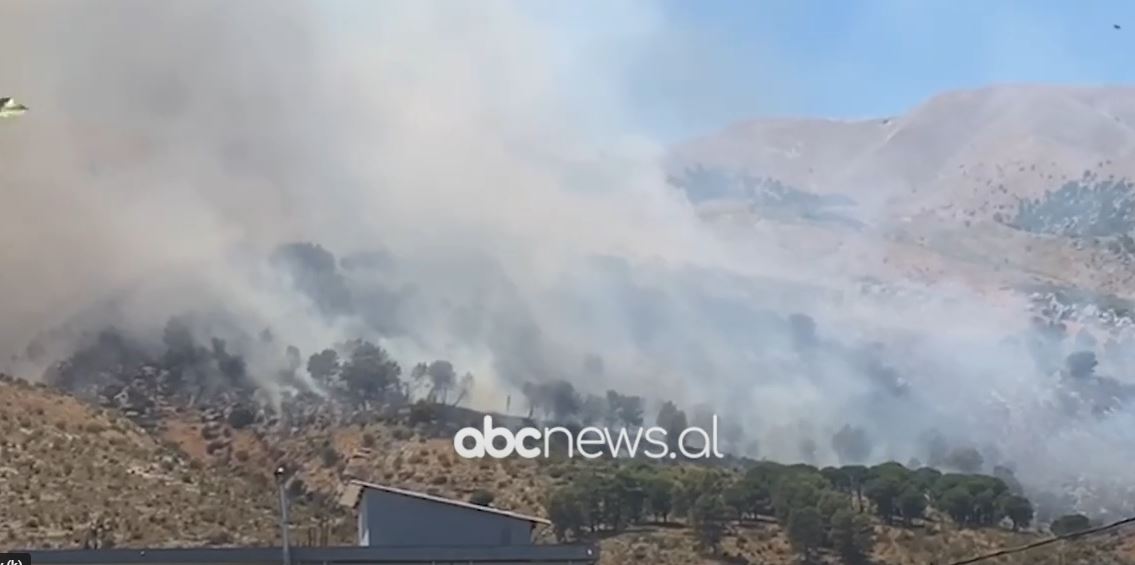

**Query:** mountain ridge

left=670, top=83, right=1135, bottom=216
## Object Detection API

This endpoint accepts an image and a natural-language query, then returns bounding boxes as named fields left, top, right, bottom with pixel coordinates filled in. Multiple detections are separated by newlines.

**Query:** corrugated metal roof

left=345, top=479, right=552, bottom=525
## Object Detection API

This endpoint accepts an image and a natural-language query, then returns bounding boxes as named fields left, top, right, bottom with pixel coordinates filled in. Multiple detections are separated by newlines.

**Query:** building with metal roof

left=340, top=480, right=550, bottom=547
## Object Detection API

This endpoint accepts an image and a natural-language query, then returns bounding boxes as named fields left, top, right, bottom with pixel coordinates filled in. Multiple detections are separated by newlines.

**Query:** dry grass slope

left=0, top=375, right=285, bottom=549
left=5, top=374, right=1135, bottom=564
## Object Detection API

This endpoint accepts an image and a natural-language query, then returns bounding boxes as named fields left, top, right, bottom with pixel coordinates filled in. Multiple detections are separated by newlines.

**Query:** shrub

left=227, top=405, right=256, bottom=429
left=1051, top=514, right=1091, bottom=536
left=319, top=444, right=340, bottom=468
left=409, top=401, right=439, bottom=426
left=469, top=490, right=495, bottom=507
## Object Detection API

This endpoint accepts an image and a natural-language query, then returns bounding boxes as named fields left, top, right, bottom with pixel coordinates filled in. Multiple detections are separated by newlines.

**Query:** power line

left=949, top=515, right=1135, bottom=564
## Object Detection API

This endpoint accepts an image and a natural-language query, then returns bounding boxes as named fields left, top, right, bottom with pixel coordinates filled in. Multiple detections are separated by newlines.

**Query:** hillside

left=671, top=85, right=1135, bottom=216
left=669, top=85, right=1135, bottom=299
left=0, top=375, right=312, bottom=549
left=4, top=371, right=1135, bottom=564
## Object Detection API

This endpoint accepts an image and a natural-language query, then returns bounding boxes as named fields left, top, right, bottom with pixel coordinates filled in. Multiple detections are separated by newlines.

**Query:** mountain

left=668, top=85, right=1135, bottom=300
left=671, top=84, right=1135, bottom=219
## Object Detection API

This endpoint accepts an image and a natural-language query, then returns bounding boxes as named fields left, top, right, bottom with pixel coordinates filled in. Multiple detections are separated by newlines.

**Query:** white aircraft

left=1, top=97, right=29, bottom=118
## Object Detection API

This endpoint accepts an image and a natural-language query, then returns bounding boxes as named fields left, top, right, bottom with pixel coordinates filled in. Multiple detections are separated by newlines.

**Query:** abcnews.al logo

left=453, top=415, right=724, bottom=460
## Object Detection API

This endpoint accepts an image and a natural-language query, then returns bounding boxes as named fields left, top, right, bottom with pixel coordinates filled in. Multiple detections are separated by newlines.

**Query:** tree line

left=538, top=458, right=1099, bottom=562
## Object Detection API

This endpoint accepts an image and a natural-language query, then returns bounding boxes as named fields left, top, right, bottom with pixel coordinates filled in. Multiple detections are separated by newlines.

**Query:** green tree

left=971, top=489, right=999, bottom=526
left=840, top=465, right=869, bottom=510
left=930, top=473, right=1008, bottom=521
left=898, top=486, right=927, bottom=525
left=613, top=470, right=646, bottom=526
left=566, top=472, right=606, bottom=532
left=545, top=488, right=584, bottom=541
left=830, top=508, right=875, bottom=564
left=786, top=507, right=824, bottom=561
left=674, top=469, right=723, bottom=520
left=821, top=466, right=849, bottom=493
left=598, top=476, right=627, bottom=532
left=999, top=495, right=1034, bottom=531
left=817, top=490, right=852, bottom=525
left=412, top=360, right=457, bottom=403
left=864, top=474, right=904, bottom=524
left=308, top=349, right=342, bottom=383
left=724, top=479, right=757, bottom=521
left=645, top=476, right=674, bottom=522
left=739, top=462, right=780, bottom=517
left=910, top=466, right=942, bottom=493
left=689, top=494, right=728, bottom=552
left=606, top=390, right=645, bottom=427
left=772, top=473, right=826, bottom=522
left=941, top=486, right=974, bottom=526
left=340, top=340, right=402, bottom=406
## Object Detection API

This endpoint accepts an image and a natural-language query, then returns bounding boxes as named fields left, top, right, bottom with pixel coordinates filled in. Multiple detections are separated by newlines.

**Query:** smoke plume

left=1, top=0, right=1133, bottom=517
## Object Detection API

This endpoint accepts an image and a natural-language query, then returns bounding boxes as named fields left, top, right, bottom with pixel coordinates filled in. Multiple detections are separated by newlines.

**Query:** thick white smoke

left=1, top=0, right=1132, bottom=516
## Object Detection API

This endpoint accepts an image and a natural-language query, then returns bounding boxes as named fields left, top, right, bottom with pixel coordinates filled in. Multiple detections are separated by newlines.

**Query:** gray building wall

left=357, top=489, right=534, bottom=547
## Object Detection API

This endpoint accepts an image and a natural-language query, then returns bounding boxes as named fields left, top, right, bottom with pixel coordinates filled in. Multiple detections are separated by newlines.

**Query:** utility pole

left=274, top=466, right=291, bottom=565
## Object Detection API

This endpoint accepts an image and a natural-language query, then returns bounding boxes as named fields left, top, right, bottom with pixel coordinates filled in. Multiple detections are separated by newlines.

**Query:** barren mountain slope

left=672, top=84, right=1135, bottom=218
left=671, top=85, right=1135, bottom=299
left=0, top=375, right=341, bottom=550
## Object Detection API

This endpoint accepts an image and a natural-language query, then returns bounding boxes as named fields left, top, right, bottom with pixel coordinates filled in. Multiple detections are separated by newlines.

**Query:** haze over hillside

left=3, top=1, right=1135, bottom=527
left=672, top=84, right=1135, bottom=222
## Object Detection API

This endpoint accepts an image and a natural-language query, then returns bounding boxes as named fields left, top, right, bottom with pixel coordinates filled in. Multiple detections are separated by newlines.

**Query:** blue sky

left=629, top=0, right=1135, bottom=139
left=321, top=1, right=1135, bottom=141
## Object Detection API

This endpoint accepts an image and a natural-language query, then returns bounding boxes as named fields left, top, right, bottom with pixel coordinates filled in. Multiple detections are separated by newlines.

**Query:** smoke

left=1, top=0, right=1133, bottom=515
